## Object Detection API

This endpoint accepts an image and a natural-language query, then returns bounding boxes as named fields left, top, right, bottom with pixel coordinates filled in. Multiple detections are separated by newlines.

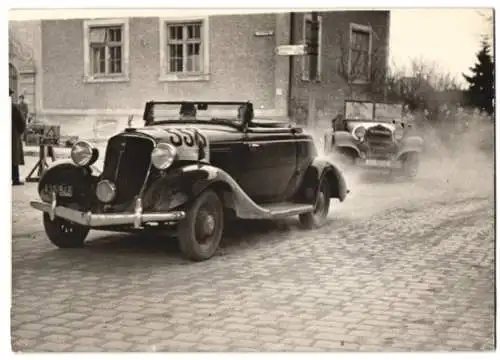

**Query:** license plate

left=365, top=159, right=392, bottom=167
left=44, top=184, right=73, bottom=197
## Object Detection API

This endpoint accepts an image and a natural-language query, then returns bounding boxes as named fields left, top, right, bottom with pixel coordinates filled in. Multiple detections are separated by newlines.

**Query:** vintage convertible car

left=324, top=100, right=424, bottom=178
left=30, top=101, right=349, bottom=261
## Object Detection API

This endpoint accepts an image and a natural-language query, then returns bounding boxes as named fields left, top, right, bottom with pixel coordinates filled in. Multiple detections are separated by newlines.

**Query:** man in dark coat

left=11, top=88, right=26, bottom=185
left=18, top=94, right=30, bottom=123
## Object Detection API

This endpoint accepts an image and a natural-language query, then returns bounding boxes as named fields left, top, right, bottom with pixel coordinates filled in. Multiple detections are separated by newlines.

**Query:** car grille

left=365, top=127, right=395, bottom=159
left=100, top=135, right=155, bottom=205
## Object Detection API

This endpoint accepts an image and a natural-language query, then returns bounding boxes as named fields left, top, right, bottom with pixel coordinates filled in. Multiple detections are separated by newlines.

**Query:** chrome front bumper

left=30, top=195, right=185, bottom=229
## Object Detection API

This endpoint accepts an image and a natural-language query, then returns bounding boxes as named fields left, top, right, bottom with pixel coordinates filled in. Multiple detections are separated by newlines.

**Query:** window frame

left=83, top=18, right=130, bottom=83
left=159, top=16, right=210, bottom=82
left=347, top=23, right=373, bottom=84
left=301, top=13, right=323, bottom=82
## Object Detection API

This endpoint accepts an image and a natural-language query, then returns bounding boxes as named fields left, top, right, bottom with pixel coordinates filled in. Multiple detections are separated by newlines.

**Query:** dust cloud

left=307, top=117, right=494, bottom=221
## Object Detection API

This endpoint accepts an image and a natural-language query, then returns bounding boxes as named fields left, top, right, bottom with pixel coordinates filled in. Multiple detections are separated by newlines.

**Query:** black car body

left=324, top=100, right=424, bottom=177
left=31, top=101, right=349, bottom=261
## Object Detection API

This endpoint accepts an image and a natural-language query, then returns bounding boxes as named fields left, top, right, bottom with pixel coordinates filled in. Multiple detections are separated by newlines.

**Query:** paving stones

left=10, top=161, right=495, bottom=352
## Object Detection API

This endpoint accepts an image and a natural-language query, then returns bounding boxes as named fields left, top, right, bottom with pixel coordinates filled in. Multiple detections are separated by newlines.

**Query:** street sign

left=275, top=44, right=307, bottom=56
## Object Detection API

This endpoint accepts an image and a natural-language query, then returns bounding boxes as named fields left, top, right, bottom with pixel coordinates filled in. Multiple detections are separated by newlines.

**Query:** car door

left=238, top=129, right=298, bottom=203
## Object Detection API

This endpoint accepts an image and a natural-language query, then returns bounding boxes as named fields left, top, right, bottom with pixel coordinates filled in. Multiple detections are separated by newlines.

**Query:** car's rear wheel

left=43, top=213, right=89, bottom=248
left=299, top=176, right=331, bottom=229
left=403, top=152, right=420, bottom=178
left=178, top=189, right=224, bottom=261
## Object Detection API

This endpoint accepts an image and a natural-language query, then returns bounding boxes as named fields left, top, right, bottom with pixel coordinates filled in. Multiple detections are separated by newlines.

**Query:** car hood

left=113, top=123, right=243, bottom=163
left=123, top=123, right=243, bottom=143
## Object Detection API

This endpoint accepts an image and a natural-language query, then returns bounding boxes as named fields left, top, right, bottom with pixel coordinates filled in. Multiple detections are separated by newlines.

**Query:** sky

left=389, top=8, right=494, bottom=86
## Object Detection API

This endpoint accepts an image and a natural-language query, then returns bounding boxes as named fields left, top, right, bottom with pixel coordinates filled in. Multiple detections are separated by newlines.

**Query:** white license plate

left=365, top=159, right=392, bottom=167
left=44, top=184, right=73, bottom=197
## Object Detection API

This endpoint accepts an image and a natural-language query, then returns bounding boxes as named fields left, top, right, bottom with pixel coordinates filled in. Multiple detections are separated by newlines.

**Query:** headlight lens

left=71, top=141, right=97, bottom=166
left=151, top=142, right=177, bottom=170
left=96, top=180, right=116, bottom=203
left=353, top=126, right=367, bottom=141
left=393, top=128, right=404, bottom=141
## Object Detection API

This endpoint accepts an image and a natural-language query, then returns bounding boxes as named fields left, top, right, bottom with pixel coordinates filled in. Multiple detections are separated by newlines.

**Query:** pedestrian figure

left=11, top=88, right=26, bottom=186
left=18, top=94, right=29, bottom=122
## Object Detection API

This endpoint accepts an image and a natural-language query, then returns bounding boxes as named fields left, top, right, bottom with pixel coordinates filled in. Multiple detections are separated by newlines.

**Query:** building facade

left=10, top=11, right=390, bottom=137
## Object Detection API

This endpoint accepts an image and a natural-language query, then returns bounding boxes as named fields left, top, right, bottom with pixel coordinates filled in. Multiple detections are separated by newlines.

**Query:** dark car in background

left=324, top=100, right=424, bottom=178
left=31, top=101, right=349, bottom=261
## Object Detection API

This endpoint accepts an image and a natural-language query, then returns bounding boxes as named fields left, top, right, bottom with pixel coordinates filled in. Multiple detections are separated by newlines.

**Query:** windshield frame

left=344, top=100, right=403, bottom=123
left=142, top=101, right=252, bottom=130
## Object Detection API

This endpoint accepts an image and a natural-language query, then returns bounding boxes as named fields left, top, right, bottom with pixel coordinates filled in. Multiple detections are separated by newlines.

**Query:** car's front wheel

left=43, top=213, right=89, bottom=248
left=299, top=176, right=331, bottom=229
left=178, top=189, right=224, bottom=261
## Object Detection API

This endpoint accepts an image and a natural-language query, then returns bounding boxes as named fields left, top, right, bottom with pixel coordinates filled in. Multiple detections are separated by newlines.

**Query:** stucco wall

left=41, top=14, right=278, bottom=112
left=289, top=11, right=390, bottom=129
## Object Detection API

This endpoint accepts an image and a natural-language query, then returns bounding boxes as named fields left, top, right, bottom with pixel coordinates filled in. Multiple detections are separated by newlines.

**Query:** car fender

left=295, top=157, right=349, bottom=203
left=331, top=131, right=361, bottom=157
left=141, top=164, right=282, bottom=219
left=397, top=136, right=424, bottom=158
left=37, top=159, right=98, bottom=207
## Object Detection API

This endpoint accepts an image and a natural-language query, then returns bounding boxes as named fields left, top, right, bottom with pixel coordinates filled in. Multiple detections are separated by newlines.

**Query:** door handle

left=248, top=143, right=261, bottom=149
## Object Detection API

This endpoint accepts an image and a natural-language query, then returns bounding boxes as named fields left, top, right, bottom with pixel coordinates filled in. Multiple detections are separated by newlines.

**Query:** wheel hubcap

left=203, top=214, right=216, bottom=236
left=195, top=208, right=218, bottom=244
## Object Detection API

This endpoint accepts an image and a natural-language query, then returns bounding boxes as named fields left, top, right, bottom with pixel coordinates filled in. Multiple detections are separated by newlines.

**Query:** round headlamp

left=151, top=142, right=177, bottom=170
left=393, top=127, right=404, bottom=141
left=353, top=126, right=367, bottom=141
left=71, top=141, right=98, bottom=167
left=96, top=180, right=116, bottom=203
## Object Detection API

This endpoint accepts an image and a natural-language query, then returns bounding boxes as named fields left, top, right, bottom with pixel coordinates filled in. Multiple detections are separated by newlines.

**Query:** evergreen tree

left=463, top=39, right=495, bottom=115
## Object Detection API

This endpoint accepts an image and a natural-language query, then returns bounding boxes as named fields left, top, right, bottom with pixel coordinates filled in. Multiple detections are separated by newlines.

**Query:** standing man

left=11, top=88, right=26, bottom=186
left=18, top=94, right=29, bottom=122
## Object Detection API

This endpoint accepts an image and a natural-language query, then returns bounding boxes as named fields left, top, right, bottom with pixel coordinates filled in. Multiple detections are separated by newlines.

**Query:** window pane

left=169, top=43, right=183, bottom=72
left=187, top=43, right=200, bottom=56
left=186, top=55, right=200, bottom=72
left=109, top=46, right=122, bottom=73
left=351, top=30, right=370, bottom=51
left=108, top=28, right=122, bottom=42
left=169, top=25, right=183, bottom=40
left=92, top=47, right=105, bottom=74
left=351, top=50, right=369, bottom=79
left=89, top=28, right=106, bottom=44
left=169, top=58, right=183, bottom=72
left=169, top=44, right=183, bottom=59
left=187, top=23, right=201, bottom=40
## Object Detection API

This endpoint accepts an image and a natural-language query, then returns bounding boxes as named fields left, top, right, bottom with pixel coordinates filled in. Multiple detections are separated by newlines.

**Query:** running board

left=257, top=202, right=314, bottom=219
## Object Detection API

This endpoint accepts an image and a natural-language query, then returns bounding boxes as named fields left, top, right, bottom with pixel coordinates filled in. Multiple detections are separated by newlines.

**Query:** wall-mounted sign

left=275, top=44, right=307, bottom=56
left=254, top=30, right=274, bottom=37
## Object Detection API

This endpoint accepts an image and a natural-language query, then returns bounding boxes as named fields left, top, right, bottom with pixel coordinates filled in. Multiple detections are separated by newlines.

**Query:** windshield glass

left=375, top=103, right=403, bottom=122
left=144, top=102, right=250, bottom=126
left=345, top=101, right=403, bottom=123
left=345, top=101, right=374, bottom=121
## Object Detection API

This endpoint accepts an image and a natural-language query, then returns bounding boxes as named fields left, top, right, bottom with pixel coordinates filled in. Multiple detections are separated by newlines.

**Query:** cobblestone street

left=11, top=154, right=495, bottom=352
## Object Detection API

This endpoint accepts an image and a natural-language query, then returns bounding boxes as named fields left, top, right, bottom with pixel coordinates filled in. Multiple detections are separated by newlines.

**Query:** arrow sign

left=275, top=44, right=307, bottom=56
